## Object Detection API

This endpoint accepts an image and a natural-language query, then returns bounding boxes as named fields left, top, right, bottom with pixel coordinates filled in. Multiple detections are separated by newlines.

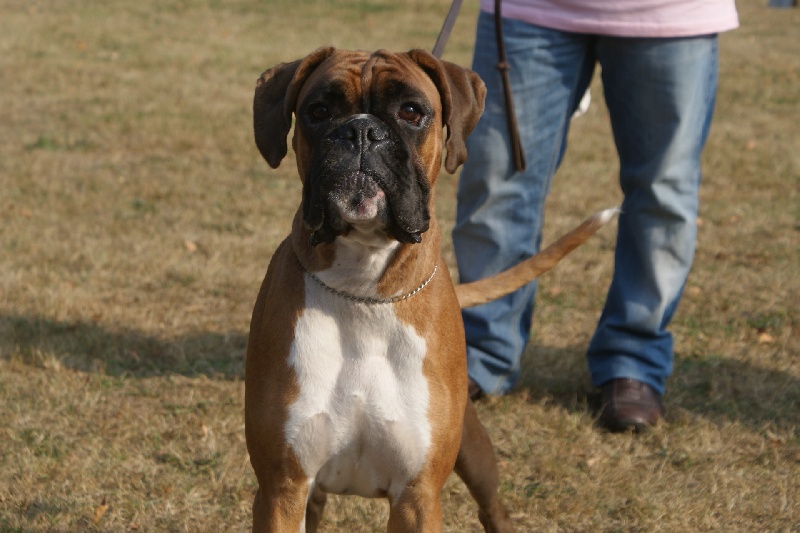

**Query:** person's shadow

left=4, top=313, right=797, bottom=432
left=517, top=344, right=800, bottom=432
left=0, top=314, right=247, bottom=379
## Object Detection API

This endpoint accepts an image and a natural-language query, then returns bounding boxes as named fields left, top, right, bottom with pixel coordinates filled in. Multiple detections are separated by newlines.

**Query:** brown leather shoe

left=600, top=378, right=664, bottom=432
left=468, top=378, right=484, bottom=401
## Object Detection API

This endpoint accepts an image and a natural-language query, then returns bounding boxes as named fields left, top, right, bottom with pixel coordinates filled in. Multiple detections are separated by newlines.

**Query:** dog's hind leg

left=454, top=400, right=515, bottom=533
left=304, top=480, right=327, bottom=533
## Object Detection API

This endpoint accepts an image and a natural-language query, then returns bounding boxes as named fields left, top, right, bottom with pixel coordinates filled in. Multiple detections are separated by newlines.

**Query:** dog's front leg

left=252, top=476, right=310, bottom=533
left=388, top=479, right=445, bottom=533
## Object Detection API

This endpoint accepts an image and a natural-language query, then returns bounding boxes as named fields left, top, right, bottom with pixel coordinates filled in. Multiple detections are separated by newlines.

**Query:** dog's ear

left=253, top=47, right=336, bottom=168
left=406, top=49, right=486, bottom=174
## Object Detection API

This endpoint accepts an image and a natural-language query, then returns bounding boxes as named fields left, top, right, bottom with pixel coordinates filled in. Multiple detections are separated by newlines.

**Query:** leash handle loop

left=432, top=0, right=526, bottom=172
left=494, top=0, right=526, bottom=172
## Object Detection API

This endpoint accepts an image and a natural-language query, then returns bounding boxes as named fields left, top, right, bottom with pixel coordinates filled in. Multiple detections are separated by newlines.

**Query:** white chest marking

left=285, top=268, right=431, bottom=502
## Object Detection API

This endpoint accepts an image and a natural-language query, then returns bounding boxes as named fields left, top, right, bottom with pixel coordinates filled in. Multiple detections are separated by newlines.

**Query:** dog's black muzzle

left=303, top=114, right=431, bottom=246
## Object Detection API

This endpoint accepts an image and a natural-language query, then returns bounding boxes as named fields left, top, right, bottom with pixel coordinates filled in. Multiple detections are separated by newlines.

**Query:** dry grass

left=1, top=0, right=798, bottom=531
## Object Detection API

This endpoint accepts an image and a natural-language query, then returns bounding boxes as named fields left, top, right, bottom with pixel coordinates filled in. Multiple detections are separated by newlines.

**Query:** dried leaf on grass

left=93, top=497, right=108, bottom=523
left=758, top=332, right=775, bottom=344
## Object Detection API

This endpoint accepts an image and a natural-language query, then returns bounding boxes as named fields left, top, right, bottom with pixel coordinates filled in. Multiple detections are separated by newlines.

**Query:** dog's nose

left=336, top=115, right=388, bottom=151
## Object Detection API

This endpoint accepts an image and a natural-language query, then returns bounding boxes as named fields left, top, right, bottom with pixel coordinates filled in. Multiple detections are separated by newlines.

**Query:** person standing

left=454, top=0, right=739, bottom=431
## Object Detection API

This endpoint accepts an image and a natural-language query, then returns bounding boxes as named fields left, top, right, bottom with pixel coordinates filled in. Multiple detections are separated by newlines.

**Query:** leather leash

left=432, top=0, right=463, bottom=58
left=431, top=0, right=526, bottom=172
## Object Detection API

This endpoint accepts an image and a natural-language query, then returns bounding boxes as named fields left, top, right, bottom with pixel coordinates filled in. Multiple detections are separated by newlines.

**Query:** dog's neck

left=291, top=208, right=441, bottom=303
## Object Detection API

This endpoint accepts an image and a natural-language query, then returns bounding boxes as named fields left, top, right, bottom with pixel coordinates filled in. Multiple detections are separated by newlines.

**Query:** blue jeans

left=453, top=12, right=719, bottom=396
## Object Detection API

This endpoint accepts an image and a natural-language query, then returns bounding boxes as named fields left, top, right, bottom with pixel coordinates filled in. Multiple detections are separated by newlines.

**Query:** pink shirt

left=481, top=0, right=739, bottom=37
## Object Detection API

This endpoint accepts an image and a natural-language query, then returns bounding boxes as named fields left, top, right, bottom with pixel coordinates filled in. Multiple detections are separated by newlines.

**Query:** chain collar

left=298, top=257, right=437, bottom=305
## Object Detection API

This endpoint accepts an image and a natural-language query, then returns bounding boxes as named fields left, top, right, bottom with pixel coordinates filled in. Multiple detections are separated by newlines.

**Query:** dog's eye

left=398, top=104, right=424, bottom=125
left=308, top=104, right=330, bottom=122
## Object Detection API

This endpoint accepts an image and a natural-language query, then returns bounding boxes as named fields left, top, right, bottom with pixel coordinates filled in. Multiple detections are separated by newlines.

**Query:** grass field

left=1, top=0, right=798, bottom=531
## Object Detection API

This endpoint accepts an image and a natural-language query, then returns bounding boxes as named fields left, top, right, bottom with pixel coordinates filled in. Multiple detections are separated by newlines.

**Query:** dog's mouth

left=331, top=171, right=387, bottom=225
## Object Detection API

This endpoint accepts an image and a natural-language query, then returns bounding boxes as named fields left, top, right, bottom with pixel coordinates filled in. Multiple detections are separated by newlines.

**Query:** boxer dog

left=246, top=47, right=615, bottom=532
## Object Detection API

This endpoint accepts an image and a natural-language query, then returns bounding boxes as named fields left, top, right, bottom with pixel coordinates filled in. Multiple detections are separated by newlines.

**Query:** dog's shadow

left=517, top=344, right=799, bottom=433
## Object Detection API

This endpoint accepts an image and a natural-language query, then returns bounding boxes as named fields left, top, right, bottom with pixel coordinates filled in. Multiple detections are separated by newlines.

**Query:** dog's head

left=253, top=47, right=485, bottom=245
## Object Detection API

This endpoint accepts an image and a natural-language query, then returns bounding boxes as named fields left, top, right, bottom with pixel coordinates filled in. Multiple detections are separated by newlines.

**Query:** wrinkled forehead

left=296, top=49, right=441, bottom=113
